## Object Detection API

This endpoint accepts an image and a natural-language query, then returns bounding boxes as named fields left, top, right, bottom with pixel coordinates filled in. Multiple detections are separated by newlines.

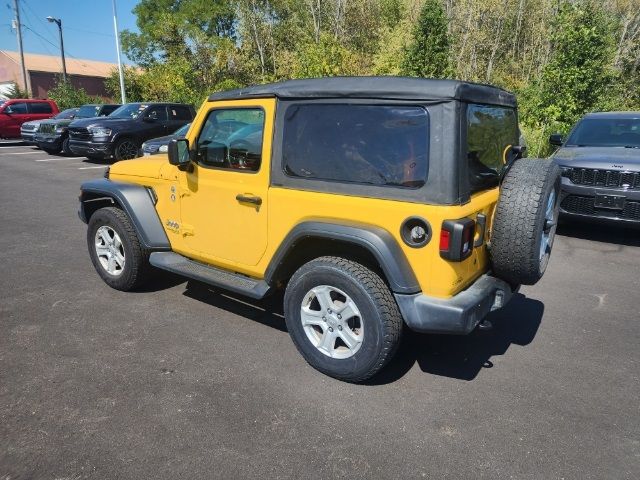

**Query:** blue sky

left=1, top=0, right=140, bottom=64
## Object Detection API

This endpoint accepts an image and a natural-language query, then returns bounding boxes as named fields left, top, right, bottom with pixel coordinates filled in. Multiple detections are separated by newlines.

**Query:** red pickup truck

left=0, top=99, right=59, bottom=139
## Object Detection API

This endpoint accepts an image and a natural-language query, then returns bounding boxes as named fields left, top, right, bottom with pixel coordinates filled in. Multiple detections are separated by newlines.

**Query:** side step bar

left=149, top=252, right=271, bottom=300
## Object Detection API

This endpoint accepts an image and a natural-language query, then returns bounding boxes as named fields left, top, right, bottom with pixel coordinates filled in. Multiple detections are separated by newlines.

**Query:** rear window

left=282, top=104, right=429, bottom=188
left=170, top=106, right=192, bottom=121
left=29, top=102, right=53, bottom=114
left=466, top=104, right=518, bottom=192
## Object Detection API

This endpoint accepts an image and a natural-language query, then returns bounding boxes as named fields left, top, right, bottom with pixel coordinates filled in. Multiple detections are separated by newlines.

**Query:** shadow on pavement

left=557, top=219, right=640, bottom=247
left=367, top=293, right=544, bottom=384
left=183, top=281, right=287, bottom=332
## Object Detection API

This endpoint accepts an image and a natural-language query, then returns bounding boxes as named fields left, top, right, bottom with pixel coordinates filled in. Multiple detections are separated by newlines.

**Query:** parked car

left=79, top=77, right=560, bottom=382
left=68, top=102, right=195, bottom=161
left=551, top=111, right=640, bottom=226
left=20, top=107, right=78, bottom=145
left=35, top=104, right=120, bottom=155
left=140, top=122, right=191, bottom=156
left=0, top=99, right=59, bottom=139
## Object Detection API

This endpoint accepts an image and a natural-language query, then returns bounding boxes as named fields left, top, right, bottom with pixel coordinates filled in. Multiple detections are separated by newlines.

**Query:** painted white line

left=78, top=166, right=108, bottom=170
left=35, top=158, right=75, bottom=162
left=4, top=151, right=41, bottom=155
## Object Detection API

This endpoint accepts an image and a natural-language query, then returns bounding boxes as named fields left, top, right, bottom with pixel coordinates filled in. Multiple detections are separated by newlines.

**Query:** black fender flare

left=79, top=179, right=170, bottom=250
left=265, top=221, right=420, bottom=294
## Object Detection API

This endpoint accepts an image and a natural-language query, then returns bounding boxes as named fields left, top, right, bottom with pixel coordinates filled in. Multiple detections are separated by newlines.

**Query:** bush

left=47, top=78, right=104, bottom=110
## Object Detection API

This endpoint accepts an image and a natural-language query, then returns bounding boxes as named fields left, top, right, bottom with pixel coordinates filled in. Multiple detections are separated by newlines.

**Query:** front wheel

left=114, top=138, right=140, bottom=161
left=87, top=207, right=151, bottom=291
left=284, top=257, right=403, bottom=382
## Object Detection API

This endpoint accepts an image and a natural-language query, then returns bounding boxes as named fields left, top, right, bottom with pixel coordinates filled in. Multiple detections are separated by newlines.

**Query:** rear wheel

left=284, top=256, right=402, bottom=382
left=61, top=137, right=73, bottom=155
left=490, top=158, right=561, bottom=285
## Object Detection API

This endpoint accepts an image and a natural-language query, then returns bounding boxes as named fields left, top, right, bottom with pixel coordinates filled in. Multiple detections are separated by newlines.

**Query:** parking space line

left=35, top=158, right=76, bottom=162
left=77, top=166, right=108, bottom=170
left=4, top=151, right=41, bottom=155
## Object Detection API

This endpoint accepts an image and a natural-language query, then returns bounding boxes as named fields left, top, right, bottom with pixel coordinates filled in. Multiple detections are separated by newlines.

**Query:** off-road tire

left=284, top=256, right=403, bottom=383
left=87, top=207, right=151, bottom=291
left=490, top=158, right=561, bottom=286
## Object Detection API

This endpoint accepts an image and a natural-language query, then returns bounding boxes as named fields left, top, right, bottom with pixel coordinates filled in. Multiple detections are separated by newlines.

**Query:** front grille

left=38, top=123, right=55, bottom=134
left=69, top=127, right=91, bottom=141
left=561, top=195, right=640, bottom=221
left=562, top=167, right=640, bottom=189
left=21, top=124, right=37, bottom=132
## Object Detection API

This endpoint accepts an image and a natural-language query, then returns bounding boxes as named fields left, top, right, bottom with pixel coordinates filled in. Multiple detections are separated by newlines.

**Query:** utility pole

left=12, top=0, right=29, bottom=96
left=112, top=0, right=126, bottom=104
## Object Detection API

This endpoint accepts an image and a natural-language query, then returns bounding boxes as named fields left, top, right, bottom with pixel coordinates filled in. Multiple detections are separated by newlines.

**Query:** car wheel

left=61, top=137, right=73, bottom=156
left=114, top=138, right=140, bottom=161
left=490, top=158, right=561, bottom=285
left=284, top=256, right=403, bottom=382
left=87, top=207, right=151, bottom=291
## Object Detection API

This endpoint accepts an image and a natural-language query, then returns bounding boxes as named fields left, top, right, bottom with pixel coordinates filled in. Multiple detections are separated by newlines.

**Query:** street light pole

left=112, top=0, right=126, bottom=104
left=46, top=16, right=67, bottom=83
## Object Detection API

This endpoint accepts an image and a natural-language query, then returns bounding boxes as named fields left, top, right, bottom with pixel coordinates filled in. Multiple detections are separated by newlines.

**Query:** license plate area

left=594, top=194, right=625, bottom=210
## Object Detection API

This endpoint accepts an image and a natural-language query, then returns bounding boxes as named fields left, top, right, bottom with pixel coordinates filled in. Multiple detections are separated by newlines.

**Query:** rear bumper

left=395, top=274, right=517, bottom=334
left=559, top=177, right=640, bottom=224
left=69, top=139, right=114, bottom=159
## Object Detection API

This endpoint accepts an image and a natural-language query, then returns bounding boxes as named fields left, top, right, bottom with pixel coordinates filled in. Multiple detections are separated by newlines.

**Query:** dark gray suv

left=551, top=112, right=640, bottom=226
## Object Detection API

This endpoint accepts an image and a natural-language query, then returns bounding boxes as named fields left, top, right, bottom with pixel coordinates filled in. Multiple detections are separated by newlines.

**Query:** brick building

left=0, top=50, right=116, bottom=99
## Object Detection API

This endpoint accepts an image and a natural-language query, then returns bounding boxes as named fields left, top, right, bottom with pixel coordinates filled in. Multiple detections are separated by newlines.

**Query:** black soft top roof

left=208, top=76, right=516, bottom=107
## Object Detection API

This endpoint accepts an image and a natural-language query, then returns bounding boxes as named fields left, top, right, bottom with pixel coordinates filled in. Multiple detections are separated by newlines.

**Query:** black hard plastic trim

left=395, top=273, right=517, bottom=334
left=79, top=179, right=170, bottom=250
left=264, top=221, right=420, bottom=294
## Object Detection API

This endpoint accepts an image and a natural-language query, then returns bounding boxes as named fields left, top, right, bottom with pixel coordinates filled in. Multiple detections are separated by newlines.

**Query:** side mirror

left=168, top=138, right=190, bottom=166
left=549, top=134, right=563, bottom=146
left=3, top=107, right=12, bottom=115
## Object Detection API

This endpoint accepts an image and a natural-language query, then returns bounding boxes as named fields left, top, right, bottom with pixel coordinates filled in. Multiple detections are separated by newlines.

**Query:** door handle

left=236, top=194, right=262, bottom=206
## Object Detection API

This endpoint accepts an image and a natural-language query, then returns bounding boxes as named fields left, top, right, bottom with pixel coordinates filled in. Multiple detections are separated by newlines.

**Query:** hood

left=69, top=117, right=134, bottom=129
left=552, top=146, right=640, bottom=171
left=41, top=118, right=74, bottom=127
left=109, top=156, right=165, bottom=179
left=144, top=134, right=175, bottom=146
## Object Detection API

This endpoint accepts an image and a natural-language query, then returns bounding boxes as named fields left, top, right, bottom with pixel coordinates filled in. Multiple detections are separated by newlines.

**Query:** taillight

left=440, top=218, right=476, bottom=261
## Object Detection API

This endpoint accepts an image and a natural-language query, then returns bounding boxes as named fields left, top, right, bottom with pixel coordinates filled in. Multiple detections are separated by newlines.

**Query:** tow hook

left=478, top=319, right=493, bottom=331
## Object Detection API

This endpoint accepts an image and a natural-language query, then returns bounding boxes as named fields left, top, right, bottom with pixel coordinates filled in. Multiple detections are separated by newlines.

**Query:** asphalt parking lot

left=1, top=143, right=638, bottom=480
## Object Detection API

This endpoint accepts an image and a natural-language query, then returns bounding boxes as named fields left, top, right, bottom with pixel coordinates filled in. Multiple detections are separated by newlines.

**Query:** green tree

left=105, top=66, right=145, bottom=103
left=4, top=82, right=29, bottom=99
left=401, top=0, right=453, bottom=78
left=47, top=79, right=102, bottom=110
left=520, top=1, right=618, bottom=142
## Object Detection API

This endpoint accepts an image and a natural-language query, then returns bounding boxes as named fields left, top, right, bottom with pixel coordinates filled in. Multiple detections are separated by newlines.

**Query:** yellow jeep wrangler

left=79, top=77, right=560, bottom=382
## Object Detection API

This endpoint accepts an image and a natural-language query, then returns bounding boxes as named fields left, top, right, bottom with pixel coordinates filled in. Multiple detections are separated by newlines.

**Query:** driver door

left=177, top=99, right=275, bottom=268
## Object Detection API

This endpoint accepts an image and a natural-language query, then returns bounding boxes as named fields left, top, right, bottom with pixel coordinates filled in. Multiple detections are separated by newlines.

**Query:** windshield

left=173, top=123, right=190, bottom=136
left=0, top=100, right=5, bottom=107
left=77, top=105, right=101, bottom=118
left=108, top=103, right=145, bottom=119
left=566, top=117, right=640, bottom=148
left=55, top=108, right=77, bottom=120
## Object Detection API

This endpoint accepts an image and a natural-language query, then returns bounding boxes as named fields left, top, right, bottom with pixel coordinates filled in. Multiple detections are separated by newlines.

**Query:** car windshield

left=173, top=123, right=190, bottom=136
left=566, top=117, right=640, bottom=148
left=108, top=103, right=145, bottom=119
left=55, top=108, right=78, bottom=120
left=77, top=105, right=101, bottom=118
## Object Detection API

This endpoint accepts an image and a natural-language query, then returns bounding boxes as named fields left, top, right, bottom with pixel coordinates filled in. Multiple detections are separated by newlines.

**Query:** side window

left=144, top=106, right=168, bottom=121
left=169, top=106, right=192, bottom=121
left=6, top=102, right=28, bottom=114
left=101, top=105, right=118, bottom=116
left=195, top=108, right=264, bottom=172
left=29, top=102, right=53, bottom=114
left=282, top=104, right=429, bottom=188
left=466, top=104, right=518, bottom=192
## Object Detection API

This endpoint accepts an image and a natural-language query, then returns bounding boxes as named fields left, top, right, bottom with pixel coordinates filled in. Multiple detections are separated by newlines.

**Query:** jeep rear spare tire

left=490, top=158, right=561, bottom=286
